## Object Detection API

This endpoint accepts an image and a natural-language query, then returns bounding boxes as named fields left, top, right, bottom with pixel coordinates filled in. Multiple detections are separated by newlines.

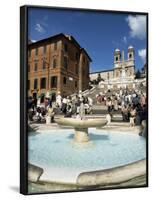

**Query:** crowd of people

left=28, top=92, right=93, bottom=123
left=99, top=89, right=147, bottom=126
left=28, top=88, right=147, bottom=127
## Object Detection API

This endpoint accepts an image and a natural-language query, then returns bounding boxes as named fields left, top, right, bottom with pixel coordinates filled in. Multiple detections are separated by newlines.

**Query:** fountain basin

left=28, top=128, right=146, bottom=184
left=55, top=118, right=107, bottom=143
left=77, top=159, right=146, bottom=186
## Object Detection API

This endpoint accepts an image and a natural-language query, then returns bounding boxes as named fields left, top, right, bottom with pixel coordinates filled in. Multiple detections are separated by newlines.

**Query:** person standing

left=106, top=97, right=112, bottom=112
left=62, top=96, right=67, bottom=115
left=129, top=106, right=136, bottom=126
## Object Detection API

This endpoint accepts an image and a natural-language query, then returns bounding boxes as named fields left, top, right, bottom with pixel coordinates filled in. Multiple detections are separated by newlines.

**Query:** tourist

left=129, top=106, right=136, bottom=126
left=121, top=105, right=129, bottom=122
left=106, top=112, right=112, bottom=125
left=35, top=106, right=42, bottom=122
left=44, top=97, right=49, bottom=109
left=56, top=92, right=62, bottom=108
left=140, top=94, right=146, bottom=107
left=47, top=105, right=55, bottom=123
left=62, top=96, right=67, bottom=115
left=106, top=97, right=112, bottom=112
left=64, top=104, right=72, bottom=118
left=113, top=97, right=118, bottom=111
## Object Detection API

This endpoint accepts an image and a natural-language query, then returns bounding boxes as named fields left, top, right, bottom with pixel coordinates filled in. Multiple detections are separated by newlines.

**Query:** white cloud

left=31, top=39, right=36, bottom=43
left=126, top=15, right=146, bottom=39
left=138, top=49, right=146, bottom=63
left=35, top=23, right=45, bottom=33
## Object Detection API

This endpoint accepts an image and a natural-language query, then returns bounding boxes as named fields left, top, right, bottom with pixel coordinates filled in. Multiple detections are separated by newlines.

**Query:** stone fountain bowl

left=55, top=118, right=107, bottom=128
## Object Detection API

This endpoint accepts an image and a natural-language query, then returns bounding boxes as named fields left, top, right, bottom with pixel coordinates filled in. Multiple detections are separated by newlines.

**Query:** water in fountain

left=29, top=128, right=146, bottom=183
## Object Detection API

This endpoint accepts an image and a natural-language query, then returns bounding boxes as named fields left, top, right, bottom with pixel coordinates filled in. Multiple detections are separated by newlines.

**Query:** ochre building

left=28, top=33, right=92, bottom=98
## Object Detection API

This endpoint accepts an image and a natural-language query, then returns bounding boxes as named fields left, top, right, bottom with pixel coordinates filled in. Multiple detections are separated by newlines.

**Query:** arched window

left=129, top=53, right=132, bottom=59
left=115, top=56, right=118, bottom=61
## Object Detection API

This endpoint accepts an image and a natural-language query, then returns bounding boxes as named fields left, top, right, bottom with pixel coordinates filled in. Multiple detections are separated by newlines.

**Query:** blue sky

left=28, top=8, right=147, bottom=72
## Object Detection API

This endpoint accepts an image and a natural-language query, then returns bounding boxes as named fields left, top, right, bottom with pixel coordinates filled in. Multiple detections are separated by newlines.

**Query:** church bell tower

left=114, top=48, right=121, bottom=69
left=127, top=46, right=134, bottom=61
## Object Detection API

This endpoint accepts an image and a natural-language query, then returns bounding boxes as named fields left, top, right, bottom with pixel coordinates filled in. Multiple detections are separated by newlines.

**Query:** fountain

left=28, top=94, right=146, bottom=191
left=55, top=94, right=107, bottom=143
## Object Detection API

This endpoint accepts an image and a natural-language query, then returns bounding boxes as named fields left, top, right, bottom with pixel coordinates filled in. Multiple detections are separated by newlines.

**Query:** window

left=35, top=48, right=38, bottom=56
left=43, top=46, right=47, bottom=54
left=64, top=44, right=68, bottom=52
left=34, top=79, right=38, bottom=89
left=40, top=78, right=46, bottom=89
left=54, top=42, right=57, bottom=50
left=42, top=61, right=46, bottom=70
left=64, top=57, right=68, bottom=69
left=63, top=77, right=67, bottom=84
left=53, top=58, right=57, bottom=68
left=75, top=64, right=78, bottom=74
left=28, top=64, right=30, bottom=72
left=75, top=81, right=77, bottom=88
left=51, top=76, right=58, bottom=88
left=115, top=56, right=118, bottom=61
left=34, top=63, right=38, bottom=71
left=129, top=53, right=132, bottom=58
left=28, top=80, right=30, bottom=90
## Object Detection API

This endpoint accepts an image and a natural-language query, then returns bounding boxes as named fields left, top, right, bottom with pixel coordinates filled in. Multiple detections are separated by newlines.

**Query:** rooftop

left=28, top=33, right=92, bottom=62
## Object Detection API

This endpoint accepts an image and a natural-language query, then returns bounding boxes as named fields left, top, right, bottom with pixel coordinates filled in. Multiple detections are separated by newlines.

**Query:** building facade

left=90, top=46, right=135, bottom=82
left=28, top=33, right=91, bottom=98
left=90, top=46, right=136, bottom=90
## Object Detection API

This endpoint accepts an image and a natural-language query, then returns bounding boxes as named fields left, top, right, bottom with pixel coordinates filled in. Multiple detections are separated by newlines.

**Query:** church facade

left=90, top=46, right=137, bottom=90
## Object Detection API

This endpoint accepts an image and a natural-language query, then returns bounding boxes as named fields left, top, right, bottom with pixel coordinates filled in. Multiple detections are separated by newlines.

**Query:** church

left=90, top=46, right=137, bottom=90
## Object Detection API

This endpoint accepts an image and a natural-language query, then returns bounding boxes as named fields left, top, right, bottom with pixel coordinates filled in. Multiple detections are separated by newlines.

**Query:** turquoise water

left=28, top=128, right=146, bottom=174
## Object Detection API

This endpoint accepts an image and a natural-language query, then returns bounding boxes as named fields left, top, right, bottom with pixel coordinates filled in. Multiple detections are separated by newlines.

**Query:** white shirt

left=62, top=98, right=67, bottom=104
